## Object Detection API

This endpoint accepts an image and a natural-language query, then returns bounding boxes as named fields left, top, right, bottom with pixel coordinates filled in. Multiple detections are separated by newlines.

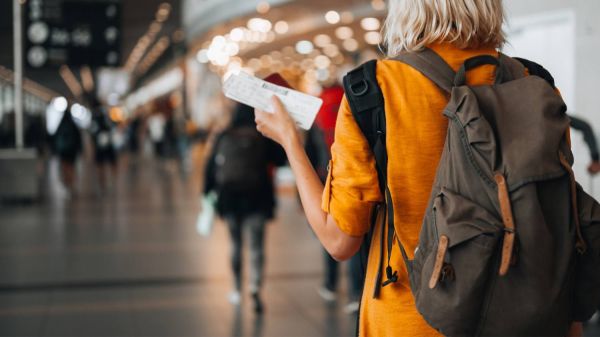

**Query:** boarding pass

left=223, top=72, right=323, bottom=130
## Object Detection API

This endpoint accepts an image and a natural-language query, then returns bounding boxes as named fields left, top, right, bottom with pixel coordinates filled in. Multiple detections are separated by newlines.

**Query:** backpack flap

left=466, top=68, right=570, bottom=190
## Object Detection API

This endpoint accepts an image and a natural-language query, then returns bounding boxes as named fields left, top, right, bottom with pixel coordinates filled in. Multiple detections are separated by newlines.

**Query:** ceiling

left=0, top=0, right=387, bottom=102
left=0, top=0, right=181, bottom=99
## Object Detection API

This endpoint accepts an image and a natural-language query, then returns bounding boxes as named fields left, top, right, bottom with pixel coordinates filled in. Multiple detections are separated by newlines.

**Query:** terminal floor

left=2, top=155, right=600, bottom=337
left=0, top=156, right=356, bottom=337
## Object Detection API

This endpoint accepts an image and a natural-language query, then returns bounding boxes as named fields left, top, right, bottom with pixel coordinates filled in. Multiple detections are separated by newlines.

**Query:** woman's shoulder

left=343, top=58, right=416, bottom=95
left=374, top=58, right=432, bottom=86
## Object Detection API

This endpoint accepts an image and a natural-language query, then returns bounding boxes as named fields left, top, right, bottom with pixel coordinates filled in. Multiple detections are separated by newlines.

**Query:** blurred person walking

left=570, top=116, right=600, bottom=175
left=147, top=112, right=167, bottom=160
left=203, top=103, right=286, bottom=314
left=53, top=107, right=82, bottom=195
left=90, top=99, right=118, bottom=192
left=253, top=0, right=592, bottom=336
left=305, top=84, right=364, bottom=313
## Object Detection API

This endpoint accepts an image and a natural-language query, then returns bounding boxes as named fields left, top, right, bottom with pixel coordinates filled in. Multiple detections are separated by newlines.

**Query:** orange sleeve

left=321, top=95, right=383, bottom=236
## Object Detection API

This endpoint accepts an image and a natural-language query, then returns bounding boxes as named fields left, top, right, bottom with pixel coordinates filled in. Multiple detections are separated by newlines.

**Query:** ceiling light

left=225, top=42, right=239, bottom=56
left=335, top=26, right=353, bottom=40
left=256, top=1, right=270, bottom=14
left=314, top=55, right=331, bottom=69
left=323, top=44, right=339, bottom=57
left=52, top=96, right=68, bottom=113
left=211, top=35, right=226, bottom=48
left=325, top=11, right=340, bottom=24
left=314, top=34, right=331, bottom=47
left=274, top=21, right=289, bottom=34
left=361, top=17, right=381, bottom=31
left=301, top=58, right=314, bottom=71
left=260, top=55, right=273, bottom=67
left=230, top=28, right=245, bottom=42
left=296, top=40, right=314, bottom=54
left=343, top=38, right=359, bottom=52
left=364, top=31, right=382, bottom=45
left=371, top=0, right=386, bottom=11
left=248, top=18, right=272, bottom=33
left=270, top=51, right=282, bottom=59
left=247, top=58, right=262, bottom=71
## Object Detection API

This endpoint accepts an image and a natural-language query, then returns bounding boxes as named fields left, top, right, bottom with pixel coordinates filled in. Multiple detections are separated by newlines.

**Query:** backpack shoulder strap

left=343, top=60, right=410, bottom=299
left=393, top=48, right=456, bottom=93
left=343, top=59, right=387, bottom=194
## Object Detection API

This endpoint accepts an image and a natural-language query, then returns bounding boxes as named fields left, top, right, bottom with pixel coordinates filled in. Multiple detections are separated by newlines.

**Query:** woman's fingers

left=271, top=95, right=285, bottom=115
left=254, top=95, right=297, bottom=146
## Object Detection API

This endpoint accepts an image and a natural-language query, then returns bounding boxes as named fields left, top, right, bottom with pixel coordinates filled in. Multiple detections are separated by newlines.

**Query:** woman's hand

left=255, top=96, right=299, bottom=149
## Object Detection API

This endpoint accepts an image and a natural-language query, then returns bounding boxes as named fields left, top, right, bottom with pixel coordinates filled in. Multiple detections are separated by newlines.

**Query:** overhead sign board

left=25, top=0, right=122, bottom=68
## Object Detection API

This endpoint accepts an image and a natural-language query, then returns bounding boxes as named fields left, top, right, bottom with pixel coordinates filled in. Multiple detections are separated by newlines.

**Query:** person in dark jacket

left=570, top=116, right=600, bottom=175
left=53, top=109, right=83, bottom=194
left=305, top=85, right=365, bottom=314
left=204, top=103, right=286, bottom=313
left=90, top=99, right=118, bottom=192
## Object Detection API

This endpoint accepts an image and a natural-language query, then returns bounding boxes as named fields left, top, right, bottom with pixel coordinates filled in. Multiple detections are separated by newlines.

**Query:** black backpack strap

left=513, top=57, right=557, bottom=89
left=394, top=48, right=455, bottom=93
left=343, top=60, right=409, bottom=299
left=343, top=60, right=387, bottom=193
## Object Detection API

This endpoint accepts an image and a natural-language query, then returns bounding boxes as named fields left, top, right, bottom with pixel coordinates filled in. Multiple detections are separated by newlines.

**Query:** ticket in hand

left=223, top=72, right=323, bottom=130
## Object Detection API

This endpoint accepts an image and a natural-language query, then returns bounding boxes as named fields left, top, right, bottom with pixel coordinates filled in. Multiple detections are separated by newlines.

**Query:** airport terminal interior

left=2, top=0, right=600, bottom=336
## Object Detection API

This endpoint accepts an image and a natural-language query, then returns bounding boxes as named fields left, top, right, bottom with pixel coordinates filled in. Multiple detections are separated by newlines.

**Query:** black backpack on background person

left=213, top=126, right=268, bottom=193
left=343, top=49, right=600, bottom=336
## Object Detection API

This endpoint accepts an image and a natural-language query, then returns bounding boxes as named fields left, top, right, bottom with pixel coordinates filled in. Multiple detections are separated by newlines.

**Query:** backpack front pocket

left=412, top=187, right=503, bottom=336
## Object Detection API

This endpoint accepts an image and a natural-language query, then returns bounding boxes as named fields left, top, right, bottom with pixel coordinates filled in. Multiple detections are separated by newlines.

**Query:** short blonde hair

left=383, top=0, right=506, bottom=56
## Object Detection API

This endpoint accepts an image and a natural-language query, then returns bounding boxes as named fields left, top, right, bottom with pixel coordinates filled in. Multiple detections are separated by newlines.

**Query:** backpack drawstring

left=559, top=151, right=587, bottom=254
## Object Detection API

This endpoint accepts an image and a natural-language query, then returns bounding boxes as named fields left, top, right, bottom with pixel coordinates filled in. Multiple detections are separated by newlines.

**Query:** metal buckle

left=349, top=79, right=369, bottom=96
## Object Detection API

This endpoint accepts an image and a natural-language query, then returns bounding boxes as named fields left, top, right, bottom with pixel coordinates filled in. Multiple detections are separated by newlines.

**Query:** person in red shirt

left=305, top=85, right=364, bottom=313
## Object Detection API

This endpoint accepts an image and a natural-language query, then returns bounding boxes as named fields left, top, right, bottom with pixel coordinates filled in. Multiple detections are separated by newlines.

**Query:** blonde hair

left=383, top=0, right=506, bottom=56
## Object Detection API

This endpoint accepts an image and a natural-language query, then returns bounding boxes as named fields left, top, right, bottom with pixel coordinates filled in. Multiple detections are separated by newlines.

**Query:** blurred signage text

left=25, top=0, right=122, bottom=68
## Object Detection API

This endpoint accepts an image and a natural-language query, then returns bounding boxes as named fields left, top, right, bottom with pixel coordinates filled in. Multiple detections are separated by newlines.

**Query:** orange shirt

left=322, top=43, right=498, bottom=337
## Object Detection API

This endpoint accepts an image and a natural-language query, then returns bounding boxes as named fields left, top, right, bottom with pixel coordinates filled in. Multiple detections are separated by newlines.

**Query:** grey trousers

left=225, top=213, right=266, bottom=294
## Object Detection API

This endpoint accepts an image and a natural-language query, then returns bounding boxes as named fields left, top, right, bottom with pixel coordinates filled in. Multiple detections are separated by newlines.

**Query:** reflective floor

left=2, top=152, right=600, bottom=337
left=0, top=152, right=356, bottom=337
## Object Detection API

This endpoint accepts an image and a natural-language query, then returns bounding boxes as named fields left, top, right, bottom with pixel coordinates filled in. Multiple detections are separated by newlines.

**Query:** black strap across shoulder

left=343, top=59, right=409, bottom=299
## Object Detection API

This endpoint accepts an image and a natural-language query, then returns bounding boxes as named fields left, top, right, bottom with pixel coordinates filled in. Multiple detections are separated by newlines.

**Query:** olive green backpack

left=343, top=49, right=600, bottom=336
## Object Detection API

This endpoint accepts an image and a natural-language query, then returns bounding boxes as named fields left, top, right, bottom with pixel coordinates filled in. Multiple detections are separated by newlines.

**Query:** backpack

left=213, top=126, right=268, bottom=193
left=343, top=49, right=600, bottom=336
left=92, top=113, right=113, bottom=150
left=55, top=115, right=80, bottom=155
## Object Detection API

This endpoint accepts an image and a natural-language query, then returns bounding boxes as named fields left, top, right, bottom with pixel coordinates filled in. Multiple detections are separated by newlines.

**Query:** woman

left=53, top=107, right=83, bottom=195
left=204, top=103, right=286, bottom=313
left=254, top=0, right=582, bottom=336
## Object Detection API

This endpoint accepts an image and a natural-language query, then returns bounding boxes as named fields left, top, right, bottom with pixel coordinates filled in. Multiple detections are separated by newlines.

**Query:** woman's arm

left=255, top=96, right=362, bottom=261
